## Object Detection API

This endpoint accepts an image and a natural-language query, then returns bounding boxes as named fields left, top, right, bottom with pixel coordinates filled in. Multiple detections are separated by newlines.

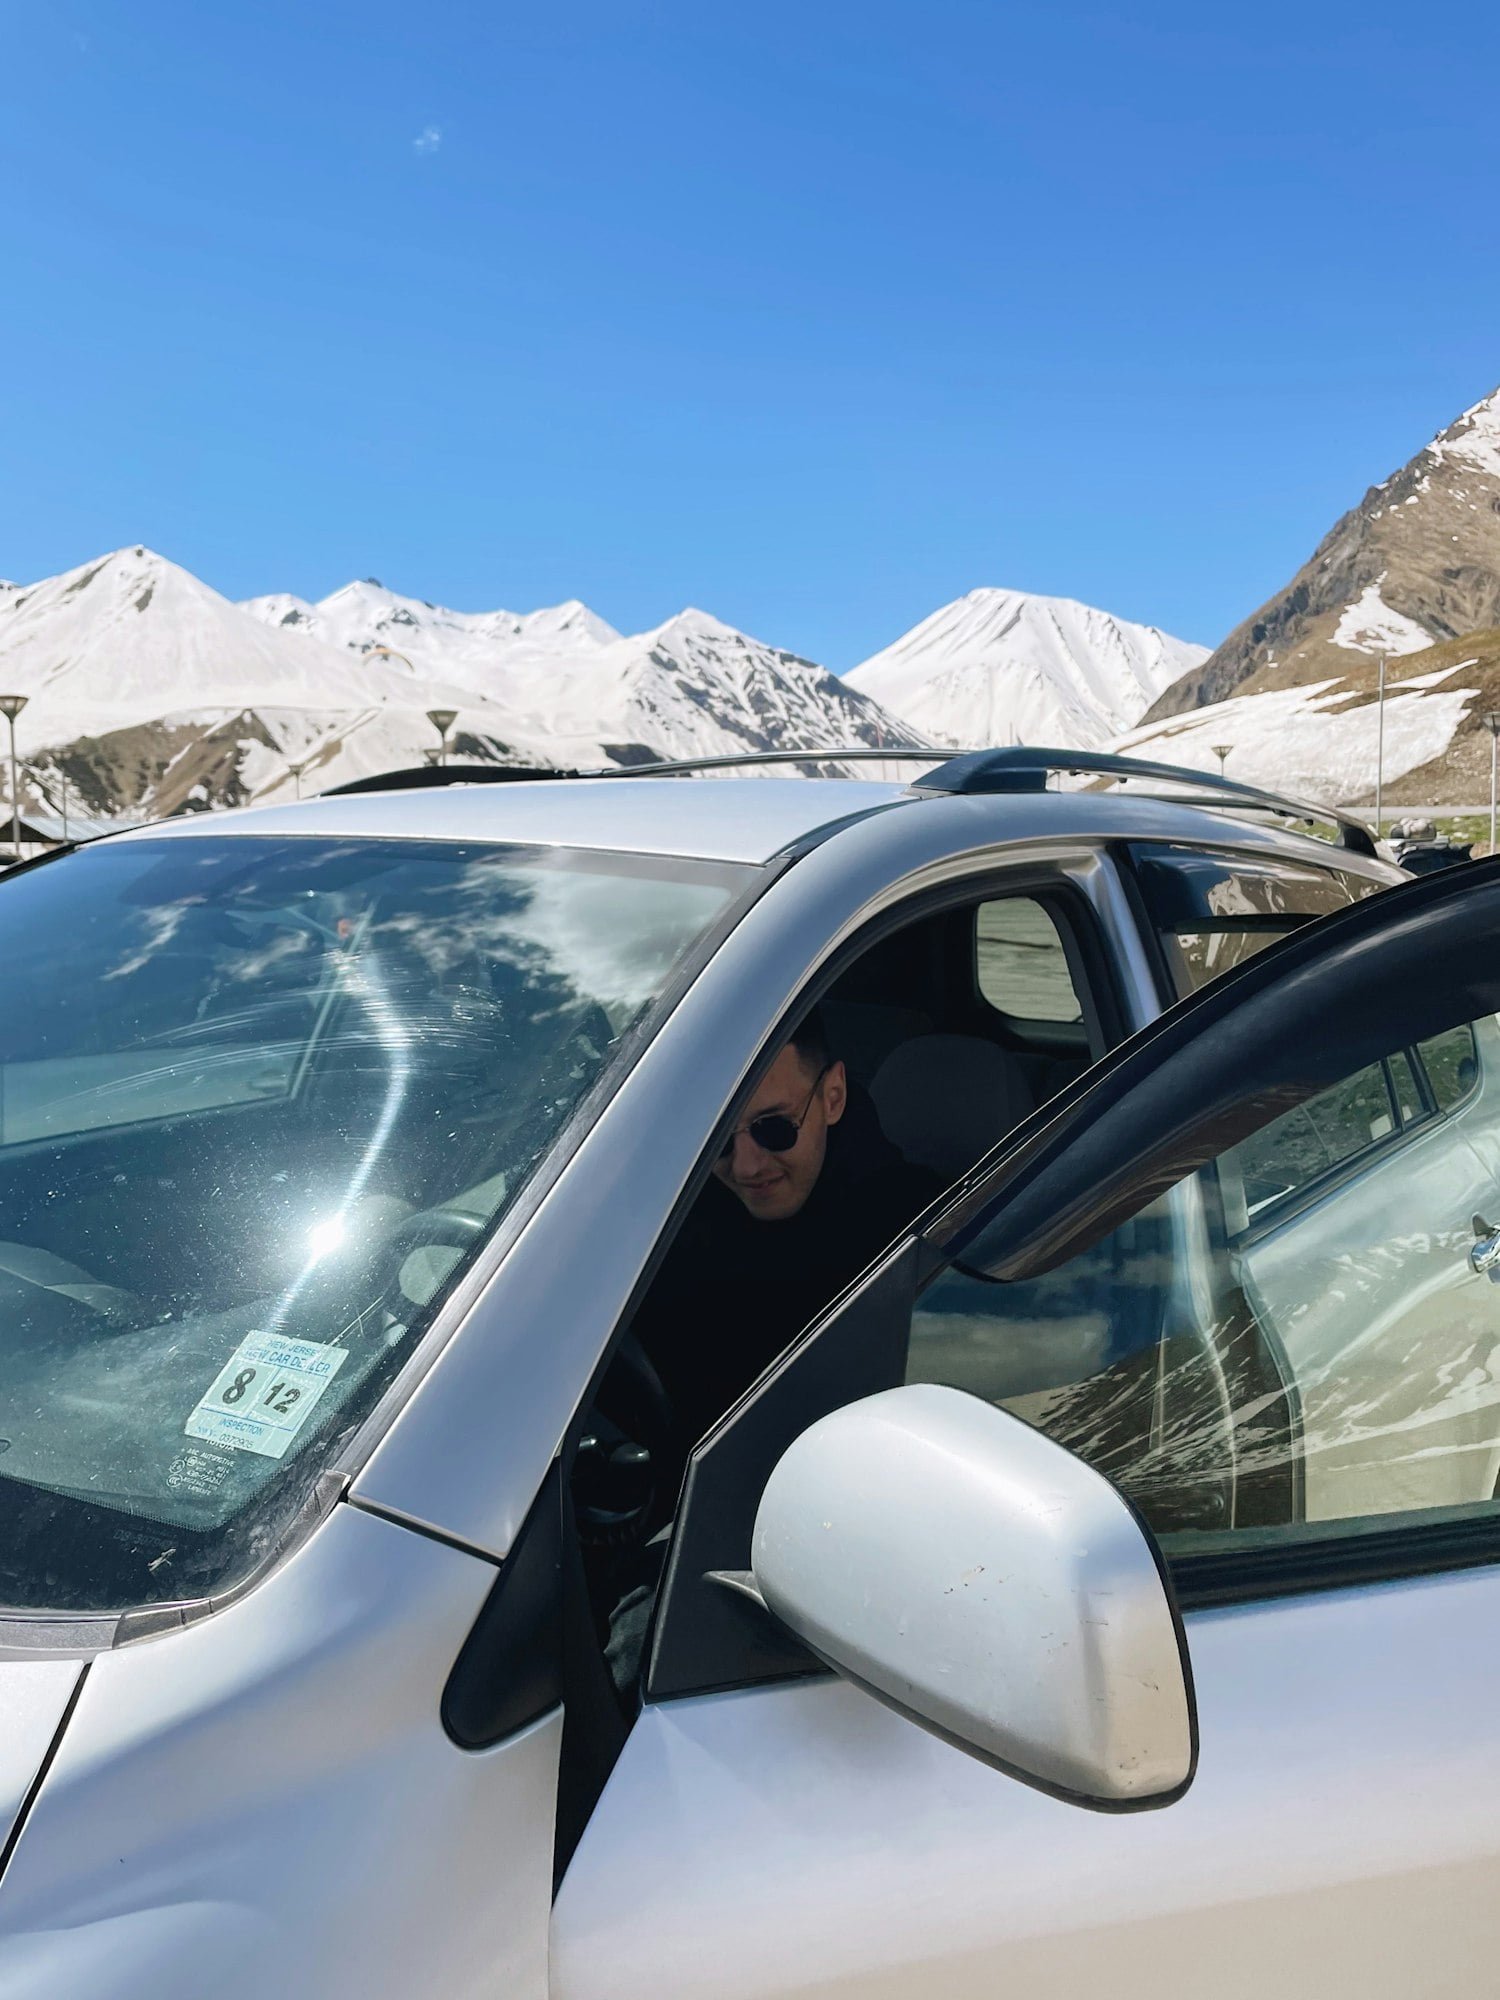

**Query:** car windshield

left=0, top=833, right=752, bottom=1616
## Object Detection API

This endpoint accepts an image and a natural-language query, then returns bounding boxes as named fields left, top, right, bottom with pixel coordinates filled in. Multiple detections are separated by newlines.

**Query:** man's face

left=712, top=1045, right=847, bottom=1222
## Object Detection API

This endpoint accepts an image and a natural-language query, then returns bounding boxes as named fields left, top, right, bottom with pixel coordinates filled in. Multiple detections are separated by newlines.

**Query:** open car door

left=554, top=856, right=1500, bottom=2000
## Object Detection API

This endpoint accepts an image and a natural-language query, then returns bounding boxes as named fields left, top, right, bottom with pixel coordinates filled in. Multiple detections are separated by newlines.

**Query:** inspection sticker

left=185, top=1332, right=350, bottom=1460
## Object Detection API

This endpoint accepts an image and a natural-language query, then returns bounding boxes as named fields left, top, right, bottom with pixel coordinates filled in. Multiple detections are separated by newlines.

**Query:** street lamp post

left=1484, top=713, right=1500, bottom=857
left=361, top=648, right=458, bottom=772
left=1210, top=743, right=1232, bottom=777
left=0, top=695, right=28, bottom=863
left=426, top=708, right=458, bottom=769
left=1374, top=654, right=1388, bottom=838
left=286, top=758, right=310, bottom=802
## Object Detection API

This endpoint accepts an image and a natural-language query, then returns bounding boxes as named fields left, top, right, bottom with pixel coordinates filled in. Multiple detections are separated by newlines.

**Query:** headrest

left=870, top=1033, right=1035, bottom=1182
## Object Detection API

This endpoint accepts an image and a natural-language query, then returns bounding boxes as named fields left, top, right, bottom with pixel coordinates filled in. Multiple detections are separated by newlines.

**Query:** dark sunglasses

left=718, top=1065, right=830, bottom=1161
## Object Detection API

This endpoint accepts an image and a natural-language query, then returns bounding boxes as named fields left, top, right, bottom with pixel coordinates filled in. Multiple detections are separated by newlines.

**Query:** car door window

left=620, top=877, right=1113, bottom=1522
left=910, top=1006, right=1500, bottom=1553
left=974, top=897, right=1084, bottom=1024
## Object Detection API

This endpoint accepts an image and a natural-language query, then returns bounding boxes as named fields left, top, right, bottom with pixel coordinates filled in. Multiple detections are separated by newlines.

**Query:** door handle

left=1470, top=1215, right=1500, bottom=1278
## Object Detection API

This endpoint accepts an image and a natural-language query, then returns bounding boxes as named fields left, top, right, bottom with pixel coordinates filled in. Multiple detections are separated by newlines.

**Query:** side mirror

left=750, top=1383, right=1196, bottom=1809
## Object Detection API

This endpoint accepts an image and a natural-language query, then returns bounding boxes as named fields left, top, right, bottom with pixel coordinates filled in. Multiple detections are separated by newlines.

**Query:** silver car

left=0, top=749, right=1495, bottom=1999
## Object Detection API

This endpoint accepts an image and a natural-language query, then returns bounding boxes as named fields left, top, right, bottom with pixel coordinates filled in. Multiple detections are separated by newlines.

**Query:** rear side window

left=974, top=898, right=1084, bottom=1023
left=1129, top=845, right=1384, bottom=997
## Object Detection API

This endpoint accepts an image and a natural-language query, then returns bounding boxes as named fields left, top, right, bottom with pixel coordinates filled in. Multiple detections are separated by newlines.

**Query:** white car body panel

left=553, top=1568, right=1500, bottom=2000
left=0, top=1662, right=84, bottom=1857
left=0, top=1505, right=556, bottom=2000
left=105, top=772, right=1401, bottom=877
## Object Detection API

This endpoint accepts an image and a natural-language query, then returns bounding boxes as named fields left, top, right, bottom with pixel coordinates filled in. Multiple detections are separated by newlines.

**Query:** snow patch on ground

left=1112, top=667, right=1477, bottom=804
left=1331, top=581, right=1433, bottom=658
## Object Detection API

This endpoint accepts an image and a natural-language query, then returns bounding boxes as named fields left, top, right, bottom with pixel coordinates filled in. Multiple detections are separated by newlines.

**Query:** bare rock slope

left=1148, top=387, right=1500, bottom=722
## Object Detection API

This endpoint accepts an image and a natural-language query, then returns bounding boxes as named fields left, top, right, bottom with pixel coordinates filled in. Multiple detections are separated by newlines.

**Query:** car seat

left=870, top=1033, right=1035, bottom=1182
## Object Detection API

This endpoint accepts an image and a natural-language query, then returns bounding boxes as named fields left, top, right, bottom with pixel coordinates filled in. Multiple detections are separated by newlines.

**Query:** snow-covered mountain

left=245, top=582, right=914, bottom=769
left=2, top=547, right=433, bottom=719
left=526, top=608, right=909, bottom=765
left=1111, top=656, right=1485, bottom=804
left=0, top=547, right=527, bottom=819
left=0, top=548, right=919, bottom=820
left=846, top=588, right=1207, bottom=749
left=241, top=580, right=621, bottom=701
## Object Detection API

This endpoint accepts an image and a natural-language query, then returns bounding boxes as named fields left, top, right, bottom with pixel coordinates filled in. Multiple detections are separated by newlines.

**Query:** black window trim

left=1168, top=1506, right=1500, bottom=1610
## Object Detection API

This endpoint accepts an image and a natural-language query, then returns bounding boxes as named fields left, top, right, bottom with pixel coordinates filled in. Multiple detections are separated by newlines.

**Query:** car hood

left=0, top=1661, right=84, bottom=1867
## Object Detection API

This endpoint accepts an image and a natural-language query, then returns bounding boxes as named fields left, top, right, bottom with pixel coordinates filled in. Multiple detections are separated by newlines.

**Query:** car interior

left=572, top=885, right=1123, bottom=1698
left=824, top=890, right=1108, bottom=1178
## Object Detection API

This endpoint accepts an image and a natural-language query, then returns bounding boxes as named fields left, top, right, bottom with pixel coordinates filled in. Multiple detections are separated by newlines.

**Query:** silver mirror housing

left=751, top=1383, right=1197, bottom=1809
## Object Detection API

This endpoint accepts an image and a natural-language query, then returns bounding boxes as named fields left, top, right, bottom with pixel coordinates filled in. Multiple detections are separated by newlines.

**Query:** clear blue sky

left=4, top=0, right=1498, bottom=668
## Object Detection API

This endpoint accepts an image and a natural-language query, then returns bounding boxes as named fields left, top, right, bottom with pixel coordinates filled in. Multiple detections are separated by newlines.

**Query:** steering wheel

left=594, top=1330, right=675, bottom=1455
left=365, top=1208, right=487, bottom=1314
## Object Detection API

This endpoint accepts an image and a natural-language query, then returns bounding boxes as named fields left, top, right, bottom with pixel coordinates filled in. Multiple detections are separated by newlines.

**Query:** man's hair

left=787, top=1005, right=832, bottom=1074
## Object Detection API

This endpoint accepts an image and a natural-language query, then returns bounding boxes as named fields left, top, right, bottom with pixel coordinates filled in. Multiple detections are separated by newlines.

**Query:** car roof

left=106, top=773, right=1399, bottom=879
left=110, top=777, right=915, bottom=864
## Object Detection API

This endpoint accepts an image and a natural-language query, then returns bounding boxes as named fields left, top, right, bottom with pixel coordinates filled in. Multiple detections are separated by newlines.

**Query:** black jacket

left=632, top=1087, right=944, bottom=1496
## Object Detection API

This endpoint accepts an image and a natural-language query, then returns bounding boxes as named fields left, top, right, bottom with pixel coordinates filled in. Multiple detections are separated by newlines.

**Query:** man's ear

left=822, top=1059, right=847, bottom=1127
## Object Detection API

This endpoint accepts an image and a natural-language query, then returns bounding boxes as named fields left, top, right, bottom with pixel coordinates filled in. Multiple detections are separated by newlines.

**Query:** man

left=581, top=1011, right=940, bottom=1703
left=633, top=1009, right=943, bottom=1486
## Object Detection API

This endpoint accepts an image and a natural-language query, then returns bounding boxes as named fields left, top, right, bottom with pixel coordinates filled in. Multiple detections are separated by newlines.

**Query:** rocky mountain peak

left=1147, top=383, right=1500, bottom=721
left=1428, top=385, right=1500, bottom=483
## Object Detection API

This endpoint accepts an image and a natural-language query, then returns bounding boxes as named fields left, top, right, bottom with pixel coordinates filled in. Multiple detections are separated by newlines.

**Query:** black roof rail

left=591, top=747, right=950, bottom=778
left=322, top=763, right=584, bottom=796
left=317, top=746, right=1376, bottom=861
left=320, top=747, right=954, bottom=797
left=911, top=747, right=1378, bottom=859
